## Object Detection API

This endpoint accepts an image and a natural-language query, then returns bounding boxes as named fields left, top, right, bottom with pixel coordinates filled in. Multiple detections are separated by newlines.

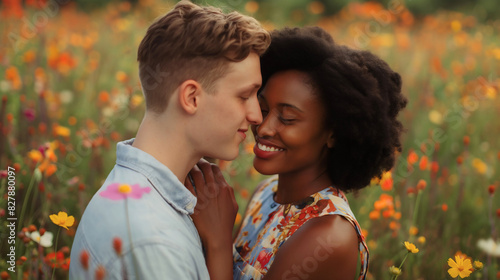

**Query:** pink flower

left=23, top=108, right=36, bottom=121
left=99, top=183, right=151, bottom=200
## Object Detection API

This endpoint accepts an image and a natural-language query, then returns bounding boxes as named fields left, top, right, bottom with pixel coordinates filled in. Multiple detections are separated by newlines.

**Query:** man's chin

left=206, top=148, right=240, bottom=162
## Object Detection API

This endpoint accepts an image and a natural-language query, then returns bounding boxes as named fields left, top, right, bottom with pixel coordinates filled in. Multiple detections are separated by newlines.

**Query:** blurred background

left=1, top=0, right=499, bottom=279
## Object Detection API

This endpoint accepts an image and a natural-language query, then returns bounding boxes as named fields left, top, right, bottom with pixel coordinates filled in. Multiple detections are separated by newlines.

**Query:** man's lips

left=238, top=129, right=247, bottom=140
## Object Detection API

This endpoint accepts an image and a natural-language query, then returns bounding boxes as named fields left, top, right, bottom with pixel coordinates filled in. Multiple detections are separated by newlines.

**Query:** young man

left=69, top=1, right=270, bottom=278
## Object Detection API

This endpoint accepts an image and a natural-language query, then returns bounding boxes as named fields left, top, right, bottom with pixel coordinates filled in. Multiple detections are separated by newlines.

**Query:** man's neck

left=132, top=115, right=200, bottom=183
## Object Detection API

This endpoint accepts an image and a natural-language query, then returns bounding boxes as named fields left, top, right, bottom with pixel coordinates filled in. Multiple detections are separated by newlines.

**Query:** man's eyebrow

left=239, top=83, right=261, bottom=93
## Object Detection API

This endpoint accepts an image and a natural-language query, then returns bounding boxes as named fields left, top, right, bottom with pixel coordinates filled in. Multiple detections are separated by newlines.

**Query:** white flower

left=60, top=90, right=74, bottom=104
left=0, top=80, right=10, bottom=92
left=25, top=231, right=53, bottom=247
left=477, top=238, right=500, bottom=257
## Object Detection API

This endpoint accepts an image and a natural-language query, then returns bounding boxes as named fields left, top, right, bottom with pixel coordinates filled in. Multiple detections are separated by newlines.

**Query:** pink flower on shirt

left=99, top=183, right=151, bottom=200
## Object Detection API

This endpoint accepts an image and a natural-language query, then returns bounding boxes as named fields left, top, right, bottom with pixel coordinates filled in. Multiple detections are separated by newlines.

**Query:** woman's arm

left=185, top=159, right=237, bottom=280
left=263, top=215, right=359, bottom=280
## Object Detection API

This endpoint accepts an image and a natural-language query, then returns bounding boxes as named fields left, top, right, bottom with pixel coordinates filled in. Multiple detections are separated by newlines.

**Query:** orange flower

left=409, top=226, right=419, bottom=236
left=244, top=143, right=255, bottom=154
left=28, top=150, right=43, bottom=163
left=381, top=177, right=393, bottom=191
left=44, top=165, right=57, bottom=177
left=67, top=116, right=77, bottom=126
left=369, top=210, right=380, bottom=220
left=419, top=156, right=428, bottom=170
left=431, top=161, right=439, bottom=174
left=35, top=67, right=46, bottom=82
left=39, top=122, right=47, bottom=133
left=308, top=1, right=325, bottom=15
left=1, top=0, right=24, bottom=18
left=463, top=135, right=470, bottom=146
left=29, top=142, right=59, bottom=177
left=380, top=171, right=393, bottom=191
left=407, top=150, right=418, bottom=165
left=5, top=66, right=22, bottom=90
left=389, top=221, right=400, bottom=230
left=115, top=71, right=129, bottom=83
left=98, top=91, right=110, bottom=104
left=488, top=185, right=495, bottom=195
left=416, top=179, right=427, bottom=191
left=6, top=113, right=14, bottom=122
left=57, top=52, right=77, bottom=74
left=110, top=131, right=121, bottom=141
left=441, top=204, right=448, bottom=212
left=23, top=50, right=36, bottom=63
left=53, top=124, right=71, bottom=137
left=382, top=209, right=395, bottom=218
left=240, top=189, right=249, bottom=199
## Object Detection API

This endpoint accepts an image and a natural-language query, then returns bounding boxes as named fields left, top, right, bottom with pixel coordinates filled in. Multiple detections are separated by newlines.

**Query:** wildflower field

left=0, top=0, right=499, bottom=279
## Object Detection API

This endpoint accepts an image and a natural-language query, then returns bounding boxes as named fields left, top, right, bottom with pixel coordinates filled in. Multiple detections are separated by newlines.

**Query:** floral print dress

left=233, top=176, right=369, bottom=280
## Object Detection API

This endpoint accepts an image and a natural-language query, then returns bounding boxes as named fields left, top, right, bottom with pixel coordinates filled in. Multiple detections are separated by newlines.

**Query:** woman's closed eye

left=278, top=115, right=296, bottom=124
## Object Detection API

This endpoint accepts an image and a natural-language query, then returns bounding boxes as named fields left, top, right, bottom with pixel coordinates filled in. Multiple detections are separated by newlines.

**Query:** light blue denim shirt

left=69, top=139, right=209, bottom=279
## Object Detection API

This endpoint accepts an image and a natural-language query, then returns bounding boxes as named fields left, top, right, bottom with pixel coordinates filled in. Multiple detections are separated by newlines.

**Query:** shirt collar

left=115, top=138, right=197, bottom=215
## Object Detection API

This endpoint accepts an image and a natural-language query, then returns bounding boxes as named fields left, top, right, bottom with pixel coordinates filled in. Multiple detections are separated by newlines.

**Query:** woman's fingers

left=211, top=165, right=239, bottom=216
left=197, top=160, right=218, bottom=199
left=184, top=175, right=196, bottom=196
left=211, top=164, right=225, bottom=185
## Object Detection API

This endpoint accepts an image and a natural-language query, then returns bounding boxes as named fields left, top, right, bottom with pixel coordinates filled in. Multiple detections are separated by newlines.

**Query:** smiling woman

left=252, top=70, right=334, bottom=186
left=229, top=26, right=407, bottom=280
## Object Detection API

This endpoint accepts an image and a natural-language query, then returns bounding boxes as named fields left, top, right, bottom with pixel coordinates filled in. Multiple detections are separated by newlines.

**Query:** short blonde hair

left=137, top=0, right=270, bottom=113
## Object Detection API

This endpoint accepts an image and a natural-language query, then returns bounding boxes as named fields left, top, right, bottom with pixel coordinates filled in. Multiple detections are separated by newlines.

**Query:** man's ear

left=327, top=131, right=335, bottom=148
left=178, top=80, right=203, bottom=114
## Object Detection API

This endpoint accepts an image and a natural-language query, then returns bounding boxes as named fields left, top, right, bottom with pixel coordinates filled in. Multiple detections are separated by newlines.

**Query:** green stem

left=125, top=199, right=141, bottom=279
left=393, top=252, right=410, bottom=280
left=411, top=190, right=423, bottom=240
left=18, top=165, right=40, bottom=232
left=51, top=228, right=61, bottom=280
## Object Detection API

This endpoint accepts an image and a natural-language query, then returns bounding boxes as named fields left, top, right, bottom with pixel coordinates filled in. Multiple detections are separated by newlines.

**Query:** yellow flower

left=49, top=211, right=75, bottom=230
left=389, top=265, right=401, bottom=276
left=451, top=20, right=462, bottom=32
left=53, top=125, right=71, bottom=137
left=28, top=150, right=43, bottom=162
left=404, top=241, right=419, bottom=253
left=448, top=255, right=473, bottom=278
left=130, top=94, right=143, bottom=108
left=472, top=158, right=488, bottom=175
left=473, top=260, right=483, bottom=270
left=409, top=226, right=419, bottom=236
left=417, top=236, right=426, bottom=245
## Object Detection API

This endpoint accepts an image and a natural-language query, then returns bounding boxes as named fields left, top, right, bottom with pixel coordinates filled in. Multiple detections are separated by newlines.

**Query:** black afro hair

left=259, top=26, right=408, bottom=192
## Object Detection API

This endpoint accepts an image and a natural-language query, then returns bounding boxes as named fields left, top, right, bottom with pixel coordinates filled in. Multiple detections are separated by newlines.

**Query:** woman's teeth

left=257, top=143, right=284, bottom=152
